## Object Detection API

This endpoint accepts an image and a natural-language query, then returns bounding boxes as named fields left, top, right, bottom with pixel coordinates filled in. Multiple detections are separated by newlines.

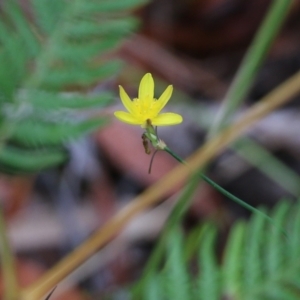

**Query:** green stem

left=164, top=147, right=287, bottom=237
left=164, top=147, right=186, bottom=165
left=209, top=0, right=292, bottom=137
left=0, top=207, right=19, bottom=300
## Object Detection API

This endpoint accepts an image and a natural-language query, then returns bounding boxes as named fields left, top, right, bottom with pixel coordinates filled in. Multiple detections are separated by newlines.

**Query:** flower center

left=132, top=97, right=158, bottom=120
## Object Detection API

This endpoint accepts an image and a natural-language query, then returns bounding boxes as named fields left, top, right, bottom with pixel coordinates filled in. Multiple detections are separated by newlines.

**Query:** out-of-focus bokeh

left=2, top=0, right=300, bottom=298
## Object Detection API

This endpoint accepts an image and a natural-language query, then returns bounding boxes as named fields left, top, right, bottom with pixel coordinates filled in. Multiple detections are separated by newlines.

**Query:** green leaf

left=242, top=208, right=266, bottom=300
left=143, top=277, right=164, bottom=300
left=40, top=61, right=122, bottom=89
left=65, top=18, right=138, bottom=39
left=197, top=225, right=220, bottom=300
left=264, top=202, right=290, bottom=278
left=28, top=0, right=138, bottom=90
left=287, top=202, right=300, bottom=263
left=0, top=146, right=67, bottom=174
left=81, top=0, right=148, bottom=13
left=32, top=0, right=67, bottom=35
left=0, top=0, right=143, bottom=174
left=22, top=90, right=112, bottom=110
left=222, top=221, right=246, bottom=299
left=163, top=228, right=192, bottom=300
left=10, top=117, right=108, bottom=148
left=133, top=201, right=300, bottom=300
left=4, top=0, right=40, bottom=57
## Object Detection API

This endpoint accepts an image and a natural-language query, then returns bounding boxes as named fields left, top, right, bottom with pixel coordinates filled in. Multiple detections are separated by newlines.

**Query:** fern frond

left=80, top=0, right=147, bottom=13
left=4, top=0, right=40, bottom=58
left=0, top=0, right=143, bottom=173
left=143, top=277, right=164, bottom=300
left=31, top=0, right=67, bottom=35
left=222, top=221, right=246, bottom=299
left=0, top=145, right=67, bottom=174
left=65, top=18, right=138, bottom=39
left=242, top=207, right=266, bottom=299
left=57, top=39, right=118, bottom=63
left=133, top=201, right=300, bottom=300
left=0, top=51, right=19, bottom=99
left=10, top=117, right=107, bottom=148
left=42, top=60, right=122, bottom=89
left=264, top=203, right=289, bottom=278
left=0, top=1, right=39, bottom=97
left=28, top=0, right=140, bottom=90
left=22, top=90, right=112, bottom=110
left=0, top=27, right=26, bottom=98
left=287, top=202, right=300, bottom=262
left=197, top=225, right=220, bottom=300
left=163, top=228, right=192, bottom=300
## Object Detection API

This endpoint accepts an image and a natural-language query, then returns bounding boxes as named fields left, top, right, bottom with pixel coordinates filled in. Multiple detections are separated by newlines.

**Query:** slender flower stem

left=164, top=147, right=186, bottom=165
left=164, top=146, right=287, bottom=237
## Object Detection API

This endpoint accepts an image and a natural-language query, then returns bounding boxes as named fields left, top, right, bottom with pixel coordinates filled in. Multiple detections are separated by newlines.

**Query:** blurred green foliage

left=0, top=0, right=144, bottom=173
left=134, top=201, right=300, bottom=300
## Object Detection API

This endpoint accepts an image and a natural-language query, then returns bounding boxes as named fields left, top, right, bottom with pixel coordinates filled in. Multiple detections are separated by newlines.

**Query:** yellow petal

left=139, top=73, right=154, bottom=100
left=155, top=85, right=173, bottom=113
left=119, top=86, right=135, bottom=114
left=152, top=113, right=183, bottom=126
left=114, top=111, right=141, bottom=125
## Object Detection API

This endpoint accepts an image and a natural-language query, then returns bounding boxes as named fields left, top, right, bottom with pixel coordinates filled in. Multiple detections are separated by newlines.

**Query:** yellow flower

left=114, top=73, right=183, bottom=127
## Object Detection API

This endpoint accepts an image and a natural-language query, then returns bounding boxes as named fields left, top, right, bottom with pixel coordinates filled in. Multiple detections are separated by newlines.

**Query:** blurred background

left=1, top=0, right=300, bottom=299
